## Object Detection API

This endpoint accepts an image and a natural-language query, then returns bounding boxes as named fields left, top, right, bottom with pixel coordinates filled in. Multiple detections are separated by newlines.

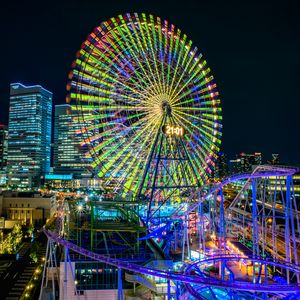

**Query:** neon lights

left=67, top=13, right=222, bottom=195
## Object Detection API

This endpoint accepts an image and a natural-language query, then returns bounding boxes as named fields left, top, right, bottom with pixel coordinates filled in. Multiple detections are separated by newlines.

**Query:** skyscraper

left=215, top=152, right=228, bottom=179
left=7, top=83, right=52, bottom=188
left=53, top=104, right=92, bottom=178
left=0, top=124, right=8, bottom=170
left=0, top=124, right=8, bottom=186
left=239, top=152, right=262, bottom=172
left=229, top=158, right=242, bottom=174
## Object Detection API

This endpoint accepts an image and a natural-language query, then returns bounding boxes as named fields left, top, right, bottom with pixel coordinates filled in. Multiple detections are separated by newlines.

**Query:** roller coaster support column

left=182, top=215, right=190, bottom=260
left=252, top=178, right=259, bottom=283
left=118, top=268, right=123, bottom=300
left=285, top=175, right=292, bottom=284
left=198, top=192, right=205, bottom=254
left=90, top=201, right=95, bottom=251
left=289, top=177, right=300, bottom=283
left=64, top=246, right=68, bottom=300
left=39, top=239, right=59, bottom=300
left=39, top=239, right=50, bottom=300
left=167, top=278, right=171, bottom=299
left=176, top=281, right=180, bottom=300
left=219, top=188, right=225, bottom=280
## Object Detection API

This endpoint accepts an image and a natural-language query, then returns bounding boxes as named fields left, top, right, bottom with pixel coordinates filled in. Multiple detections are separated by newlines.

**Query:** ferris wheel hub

left=161, top=100, right=172, bottom=116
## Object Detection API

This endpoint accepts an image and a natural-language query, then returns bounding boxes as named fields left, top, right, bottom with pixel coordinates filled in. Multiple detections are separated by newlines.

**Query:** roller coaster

left=40, top=165, right=300, bottom=300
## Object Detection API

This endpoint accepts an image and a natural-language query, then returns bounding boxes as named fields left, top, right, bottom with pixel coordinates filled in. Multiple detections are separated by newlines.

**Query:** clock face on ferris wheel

left=67, top=13, right=222, bottom=196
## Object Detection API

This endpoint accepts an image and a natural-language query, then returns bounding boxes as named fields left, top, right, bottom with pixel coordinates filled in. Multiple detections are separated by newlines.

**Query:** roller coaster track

left=43, top=229, right=300, bottom=293
left=171, top=165, right=299, bottom=219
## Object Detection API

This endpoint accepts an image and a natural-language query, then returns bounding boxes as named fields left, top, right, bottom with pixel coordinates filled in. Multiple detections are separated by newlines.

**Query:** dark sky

left=0, top=0, right=299, bottom=164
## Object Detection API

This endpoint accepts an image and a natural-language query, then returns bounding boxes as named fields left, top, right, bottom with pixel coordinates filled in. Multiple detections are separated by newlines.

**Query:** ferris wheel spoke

left=167, top=32, right=187, bottom=96
left=73, top=113, right=113, bottom=123
left=172, top=109, right=221, bottom=147
left=168, top=45, right=198, bottom=100
left=77, top=108, right=155, bottom=135
left=97, top=114, right=161, bottom=177
left=170, top=69, right=207, bottom=105
left=125, top=122, right=165, bottom=195
left=73, top=105, right=153, bottom=112
left=113, top=121, right=160, bottom=193
left=77, top=49, right=154, bottom=101
left=72, top=70, right=148, bottom=102
left=95, top=112, right=159, bottom=163
left=142, top=15, right=165, bottom=92
left=173, top=94, right=220, bottom=108
left=126, top=15, right=164, bottom=95
left=164, top=24, right=175, bottom=95
left=156, top=19, right=167, bottom=94
left=85, top=39, right=155, bottom=98
left=172, top=107, right=221, bottom=135
left=171, top=112, right=219, bottom=172
left=107, top=16, right=162, bottom=96
left=85, top=116, right=149, bottom=160
left=79, top=112, right=150, bottom=146
left=134, top=14, right=165, bottom=93
left=171, top=76, right=216, bottom=106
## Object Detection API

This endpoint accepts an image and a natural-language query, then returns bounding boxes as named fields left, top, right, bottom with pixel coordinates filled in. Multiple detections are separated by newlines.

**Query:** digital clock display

left=162, top=125, right=185, bottom=136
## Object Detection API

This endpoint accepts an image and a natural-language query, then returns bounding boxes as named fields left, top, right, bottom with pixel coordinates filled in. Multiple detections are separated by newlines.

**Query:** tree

left=0, top=224, right=23, bottom=254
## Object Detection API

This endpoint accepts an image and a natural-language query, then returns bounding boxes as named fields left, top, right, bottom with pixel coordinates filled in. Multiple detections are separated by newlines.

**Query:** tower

left=7, top=83, right=52, bottom=188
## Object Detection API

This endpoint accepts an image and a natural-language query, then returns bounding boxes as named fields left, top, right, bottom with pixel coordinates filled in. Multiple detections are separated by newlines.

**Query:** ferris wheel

left=67, top=13, right=222, bottom=201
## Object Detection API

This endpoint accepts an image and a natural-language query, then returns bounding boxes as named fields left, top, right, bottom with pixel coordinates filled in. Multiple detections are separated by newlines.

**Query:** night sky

left=0, top=0, right=299, bottom=164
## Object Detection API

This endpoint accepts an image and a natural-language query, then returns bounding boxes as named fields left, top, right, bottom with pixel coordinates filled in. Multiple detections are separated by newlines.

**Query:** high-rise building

left=229, top=158, right=242, bottom=174
left=7, top=83, right=52, bottom=188
left=271, top=153, right=280, bottom=165
left=239, top=152, right=262, bottom=172
left=53, top=104, right=92, bottom=178
left=0, top=124, right=8, bottom=186
left=215, top=152, right=228, bottom=179
left=0, top=124, right=8, bottom=170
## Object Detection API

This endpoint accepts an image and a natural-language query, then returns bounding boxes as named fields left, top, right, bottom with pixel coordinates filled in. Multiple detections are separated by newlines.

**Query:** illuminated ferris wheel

left=67, top=13, right=222, bottom=201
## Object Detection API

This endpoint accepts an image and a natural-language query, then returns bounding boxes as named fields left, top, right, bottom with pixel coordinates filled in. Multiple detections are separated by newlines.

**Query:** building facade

left=229, top=158, right=242, bottom=174
left=0, top=124, right=8, bottom=170
left=7, top=83, right=52, bottom=188
left=239, top=152, right=262, bottom=173
left=53, top=104, right=92, bottom=179
left=0, top=191, right=56, bottom=227
left=0, top=124, right=8, bottom=186
left=215, top=152, right=228, bottom=179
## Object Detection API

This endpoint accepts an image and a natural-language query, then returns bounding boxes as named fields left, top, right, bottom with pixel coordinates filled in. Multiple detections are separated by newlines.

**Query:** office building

left=239, top=152, right=262, bottom=172
left=0, top=124, right=8, bottom=186
left=229, top=158, right=242, bottom=174
left=7, top=83, right=52, bottom=188
left=0, top=191, right=56, bottom=227
left=53, top=104, right=93, bottom=179
left=0, top=124, right=8, bottom=171
left=215, top=152, right=228, bottom=179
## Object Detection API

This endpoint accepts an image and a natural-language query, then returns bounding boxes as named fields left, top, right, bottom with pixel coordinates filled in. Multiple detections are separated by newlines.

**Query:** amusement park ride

left=40, top=13, right=300, bottom=300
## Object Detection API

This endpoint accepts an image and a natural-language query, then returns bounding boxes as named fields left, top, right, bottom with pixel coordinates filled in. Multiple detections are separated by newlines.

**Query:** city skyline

left=0, top=0, right=299, bottom=164
left=0, top=7, right=299, bottom=300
